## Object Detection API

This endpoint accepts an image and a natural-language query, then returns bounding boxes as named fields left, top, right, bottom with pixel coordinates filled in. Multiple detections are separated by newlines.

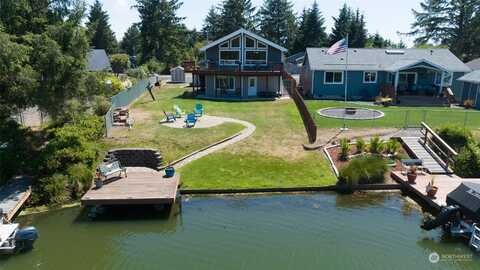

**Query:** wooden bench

left=401, top=159, right=426, bottom=174
left=99, top=161, right=127, bottom=181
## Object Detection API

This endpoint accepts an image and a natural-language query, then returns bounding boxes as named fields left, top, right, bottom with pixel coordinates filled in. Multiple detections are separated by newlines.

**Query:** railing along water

left=420, top=122, right=458, bottom=169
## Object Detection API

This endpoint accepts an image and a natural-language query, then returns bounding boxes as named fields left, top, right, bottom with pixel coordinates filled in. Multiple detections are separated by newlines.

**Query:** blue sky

left=87, top=0, right=421, bottom=46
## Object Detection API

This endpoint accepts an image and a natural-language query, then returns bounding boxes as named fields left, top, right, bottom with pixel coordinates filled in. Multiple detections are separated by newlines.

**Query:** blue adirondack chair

left=194, top=103, right=204, bottom=117
left=185, top=113, right=197, bottom=128
left=173, top=105, right=185, bottom=118
left=163, top=110, right=176, bottom=122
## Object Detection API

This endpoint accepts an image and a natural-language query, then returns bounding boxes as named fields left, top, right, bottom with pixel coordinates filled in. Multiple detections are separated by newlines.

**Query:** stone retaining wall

left=104, top=148, right=163, bottom=171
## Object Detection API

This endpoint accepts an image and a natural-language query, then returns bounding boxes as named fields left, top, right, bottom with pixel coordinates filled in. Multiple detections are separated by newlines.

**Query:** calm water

left=0, top=193, right=479, bottom=270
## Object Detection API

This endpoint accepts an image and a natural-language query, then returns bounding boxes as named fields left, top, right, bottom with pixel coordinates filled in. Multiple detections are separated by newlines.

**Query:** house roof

left=200, top=28, right=288, bottom=52
left=466, top=58, right=480, bottom=71
left=86, top=49, right=111, bottom=72
left=287, top=52, right=305, bottom=64
left=305, top=48, right=471, bottom=73
left=458, top=70, right=480, bottom=83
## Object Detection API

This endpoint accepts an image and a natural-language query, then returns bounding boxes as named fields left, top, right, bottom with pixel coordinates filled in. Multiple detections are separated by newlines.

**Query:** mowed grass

left=105, top=84, right=337, bottom=189
left=306, top=100, right=480, bottom=129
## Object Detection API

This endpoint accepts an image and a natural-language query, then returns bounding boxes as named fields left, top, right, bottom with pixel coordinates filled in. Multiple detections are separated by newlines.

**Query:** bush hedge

left=436, top=125, right=472, bottom=152
left=338, top=156, right=388, bottom=186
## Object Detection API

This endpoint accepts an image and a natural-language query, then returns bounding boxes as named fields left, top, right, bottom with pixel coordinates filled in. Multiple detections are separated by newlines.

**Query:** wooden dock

left=81, top=168, right=180, bottom=206
left=0, top=177, right=32, bottom=222
left=391, top=171, right=480, bottom=213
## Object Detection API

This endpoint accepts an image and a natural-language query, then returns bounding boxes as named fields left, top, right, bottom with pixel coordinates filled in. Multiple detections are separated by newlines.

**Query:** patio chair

left=173, top=105, right=185, bottom=118
left=163, top=110, right=176, bottom=123
left=194, top=103, right=204, bottom=117
left=98, top=161, right=127, bottom=181
left=185, top=113, right=197, bottom=128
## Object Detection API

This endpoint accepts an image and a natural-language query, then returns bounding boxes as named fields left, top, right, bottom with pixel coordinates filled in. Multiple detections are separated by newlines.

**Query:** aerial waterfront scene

left=1, top=0, right=480, bottom=269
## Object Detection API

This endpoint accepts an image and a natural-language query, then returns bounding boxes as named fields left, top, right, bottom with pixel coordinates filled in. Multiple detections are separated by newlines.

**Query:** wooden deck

left=81, top=168, right=180, bottom=206
left=0, top=177, right=32, bottom=222
left=391, top=171, right=480, bottom=213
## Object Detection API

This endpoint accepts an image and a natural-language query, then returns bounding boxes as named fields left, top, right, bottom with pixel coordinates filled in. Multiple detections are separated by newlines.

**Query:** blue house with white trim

left=458, top=70, right=480, bottom=109
left=301, top=48, right=470, bottom=102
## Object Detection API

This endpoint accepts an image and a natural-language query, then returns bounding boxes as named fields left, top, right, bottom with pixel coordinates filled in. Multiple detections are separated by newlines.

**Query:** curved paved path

left=172, top=117, right=256, bottom=169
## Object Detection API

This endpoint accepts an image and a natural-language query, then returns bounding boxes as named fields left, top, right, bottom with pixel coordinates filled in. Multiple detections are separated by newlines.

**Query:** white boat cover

left=0, top=224, right=19, bottom=245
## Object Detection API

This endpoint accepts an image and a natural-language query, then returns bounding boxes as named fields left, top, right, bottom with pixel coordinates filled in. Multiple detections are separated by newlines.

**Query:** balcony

left=193, top=61, right=284, bottom=76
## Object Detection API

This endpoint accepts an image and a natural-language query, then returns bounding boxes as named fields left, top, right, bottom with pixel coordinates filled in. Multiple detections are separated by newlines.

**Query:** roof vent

left=385, top=50, right=405, bottom=55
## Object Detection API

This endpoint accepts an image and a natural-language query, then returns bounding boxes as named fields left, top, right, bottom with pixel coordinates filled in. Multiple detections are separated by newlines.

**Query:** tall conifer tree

left=85, top=0, right=118, bottom=54
left=258, top=0, right=297, bottom=50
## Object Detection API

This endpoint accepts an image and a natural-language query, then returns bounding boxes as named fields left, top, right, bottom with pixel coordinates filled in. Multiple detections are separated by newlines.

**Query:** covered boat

left=446, top=181, right=480, bottom=222
left=0, top=222, right=38, bottom=254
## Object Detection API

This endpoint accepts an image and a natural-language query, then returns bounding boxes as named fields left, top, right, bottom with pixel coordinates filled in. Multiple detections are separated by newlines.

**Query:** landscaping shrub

left=355, top=138, right=366, bottom=153
left=93, top=95, right=111, bottom=116
left=338, top=156, right=388, bottom=186
left=385, top=139, right=401, bottom=155
left=339, top=138, right=350, bottom=160
left=436, top=125, right=472, bottom=152
left=464, top=99, right=475, bottom=109
left=127, top=66, right=148, bottom=79
left=369, top=136, right=384, bottom=154
left=39, top=173, right=70, bottom=205
left=67, top=163, right=93, bottom=199
left=142, top=58, right=165, bottom=74
left=453, top=143, right=480, bottom=178
left=110, top=54, right=130, bottom=75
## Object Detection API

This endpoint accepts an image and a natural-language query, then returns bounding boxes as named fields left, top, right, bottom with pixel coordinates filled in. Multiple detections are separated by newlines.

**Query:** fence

left=105, top=78, right=152, bottom=137
left=309, top=106, right=480, bottom=130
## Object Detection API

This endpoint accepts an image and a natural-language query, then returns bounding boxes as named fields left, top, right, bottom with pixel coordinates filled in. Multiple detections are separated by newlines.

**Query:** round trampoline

left=318, top=107, right=385, bottom=120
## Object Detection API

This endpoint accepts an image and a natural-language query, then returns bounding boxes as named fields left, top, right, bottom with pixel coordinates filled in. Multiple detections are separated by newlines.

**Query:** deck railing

left=196, top=61, right=284, bottom=72
left=420, top=122, right=458, bottom=168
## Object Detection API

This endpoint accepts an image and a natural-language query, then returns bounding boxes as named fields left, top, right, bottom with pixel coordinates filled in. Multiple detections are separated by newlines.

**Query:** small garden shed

left=170, top=66, right=185, bottom=83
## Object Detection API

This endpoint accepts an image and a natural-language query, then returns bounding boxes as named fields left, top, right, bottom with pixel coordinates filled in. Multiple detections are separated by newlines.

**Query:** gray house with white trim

left=192, top=28, right=287, bottom=99
left=301, top=48, right=470, bottom=101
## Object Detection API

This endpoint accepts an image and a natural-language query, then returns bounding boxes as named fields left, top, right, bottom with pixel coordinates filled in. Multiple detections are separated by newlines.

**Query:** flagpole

left=342, top=34, right=349, bottom=131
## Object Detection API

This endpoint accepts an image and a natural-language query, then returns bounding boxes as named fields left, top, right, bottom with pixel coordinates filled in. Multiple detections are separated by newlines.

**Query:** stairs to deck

left=400, top=137, right=450, bottom=174
left=469, top=224, right=480, bottom=252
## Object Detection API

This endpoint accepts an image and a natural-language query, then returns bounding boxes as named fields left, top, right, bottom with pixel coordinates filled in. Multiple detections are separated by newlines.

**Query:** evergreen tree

left=330, top=3, right=352, bottom=45
left=120, top=24, right=141, bottom=56
left=202, top=6, right=223, bottom=41
left=292, top=1, right=327, bottom=53
left=349, top=9, right=367, bottom=48
left=292, top=9, right=308, bottom=54
left=409, top=0, right=478, bottom=61
left=135, top=0, right=187, bottom=67
left=85, top=0, right=118, bottom=54
left=258, top=0, right=297, bottom=50
left=219, top=0, right=256, bottom=35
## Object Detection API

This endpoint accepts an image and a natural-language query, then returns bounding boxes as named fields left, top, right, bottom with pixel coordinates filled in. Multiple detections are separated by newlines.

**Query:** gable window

left=216, top=76, right=235, bottom=90
left=219, top=51, right=240, bottom=65
left=245, top=51, right=267, bottom=65
left=230, top=37, right=240, bottom=48
left=245, top=36, right=256, bottom=48
left=220, top=41, right=229, bottom=48
left=324, top=71, right=343, bottom=84
left=257, top=41, right=267, bottom=49
left=363, top=71, right=377, bottom=83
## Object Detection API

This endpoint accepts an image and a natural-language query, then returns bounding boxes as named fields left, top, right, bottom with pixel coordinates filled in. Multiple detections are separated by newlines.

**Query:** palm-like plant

left=339, top=138, right=351, bottom=161
left=369, top=136, right=384, bottom=155
left=356, top=138, right=366, bottom=154
left=385, top=139, right=401, bottom=156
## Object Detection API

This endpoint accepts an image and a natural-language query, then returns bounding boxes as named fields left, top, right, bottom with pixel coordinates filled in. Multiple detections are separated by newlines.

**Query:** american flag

left=327, top=38, right=348, bottom=55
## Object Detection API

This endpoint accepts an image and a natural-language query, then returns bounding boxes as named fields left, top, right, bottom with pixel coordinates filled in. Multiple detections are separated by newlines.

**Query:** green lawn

left=306, top=100, right=480, bottom=129
left=105, top=85, right=337, bottom=189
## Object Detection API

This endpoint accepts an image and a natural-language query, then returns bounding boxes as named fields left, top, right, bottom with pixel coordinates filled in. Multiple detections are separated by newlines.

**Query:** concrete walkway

left=170, top=117, right=256, bottom=169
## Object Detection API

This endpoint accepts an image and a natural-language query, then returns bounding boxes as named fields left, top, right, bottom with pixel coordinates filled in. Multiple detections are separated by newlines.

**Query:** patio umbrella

left=446, top=181, right=480, bottom=221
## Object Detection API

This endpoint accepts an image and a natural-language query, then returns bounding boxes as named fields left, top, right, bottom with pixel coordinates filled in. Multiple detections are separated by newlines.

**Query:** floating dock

left=81, top=168, right=180, bottom=206
left=391, top=171, right=480, bottom=214
left=0, top=177, right=32, bottom=222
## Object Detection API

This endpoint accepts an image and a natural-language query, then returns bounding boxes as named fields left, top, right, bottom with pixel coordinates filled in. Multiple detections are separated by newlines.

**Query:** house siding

left=312, top=70, right=385, bottom=100
left=204, top=75, right=281, bottom=98
left=460, top=82, right=480, bottom=108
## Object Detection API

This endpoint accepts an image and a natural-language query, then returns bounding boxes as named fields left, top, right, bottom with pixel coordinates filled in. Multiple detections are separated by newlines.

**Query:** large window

left=245, top=36, right=256, bottom=48
left=363, top=71, right=377, bottom=83
left=219, top=51, right=240, bottom=65
left=245, top=51, right=267, bottom=65
left=216, top=76, right=235, bottom=90
left=230, top=37, right=240, bottom=48
left=435, top=71, right=453, bottom=86
left=324, top=71, right=343, bottom=84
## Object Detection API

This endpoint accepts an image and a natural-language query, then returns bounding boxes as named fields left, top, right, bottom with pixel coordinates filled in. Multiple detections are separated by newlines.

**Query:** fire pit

left=318, top=107, right=385, bottom=120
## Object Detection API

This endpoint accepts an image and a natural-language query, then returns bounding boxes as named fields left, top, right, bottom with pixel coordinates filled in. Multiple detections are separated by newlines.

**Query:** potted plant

left=94, top=171, right=103, bottom=189
left=426, top=176, right=438, bottom=198
left=165, top=165, right=175, bottom=178
left=407, top=165, right=417, bottom=184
